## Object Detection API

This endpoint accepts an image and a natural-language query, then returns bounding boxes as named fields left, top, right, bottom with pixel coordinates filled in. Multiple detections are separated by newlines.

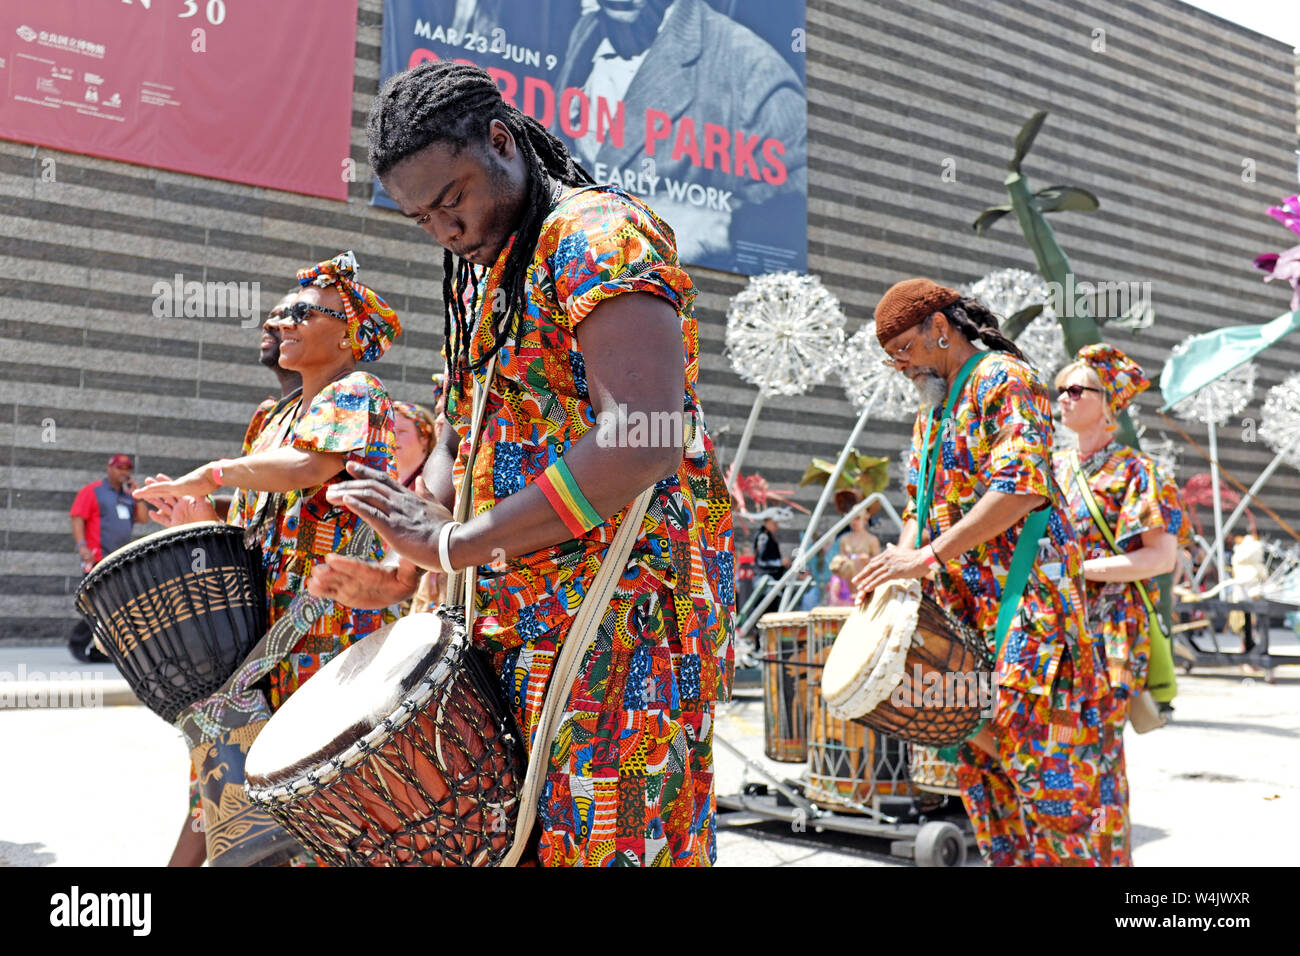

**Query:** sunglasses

left=1058, top=385, right=1103, bottom=400
left=278, top=301, right=348, bottom=325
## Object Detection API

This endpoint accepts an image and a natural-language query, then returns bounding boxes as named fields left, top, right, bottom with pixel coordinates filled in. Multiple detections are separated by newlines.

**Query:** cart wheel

left=915, top=821, right=966, bottom=868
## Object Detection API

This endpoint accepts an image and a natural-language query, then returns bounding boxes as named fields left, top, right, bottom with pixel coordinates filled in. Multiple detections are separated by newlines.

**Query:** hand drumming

left=324, top=460, right=454, bottom=571
left=852, top=543, right=930, bottom=605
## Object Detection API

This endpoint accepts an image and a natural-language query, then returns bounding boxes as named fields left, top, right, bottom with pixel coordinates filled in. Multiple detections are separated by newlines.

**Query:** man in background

left=68, top=454, right=149, bottom=661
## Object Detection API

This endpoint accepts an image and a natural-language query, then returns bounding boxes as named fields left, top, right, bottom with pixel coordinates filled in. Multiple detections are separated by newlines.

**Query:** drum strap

left=1067, top=447, right=1176, bottom=703
left=449, top=323, right=657, bottom=866
left=935, top=485, right=1050, bottom=762
left=913, top=351, right=989, bottom=547
left=501, top=482, right=655, bottom=867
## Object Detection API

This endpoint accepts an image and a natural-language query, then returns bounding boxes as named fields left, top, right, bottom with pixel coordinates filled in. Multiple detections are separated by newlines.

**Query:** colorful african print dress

left=902, top=351, right=1111, bottom=866
left=1052, top=440, right=1188, bottom=866
left=227, top=371, right=400, bottom=705
left=188, top=378, right=397, bottom=858
left=443, top=184, right=735, bottom=867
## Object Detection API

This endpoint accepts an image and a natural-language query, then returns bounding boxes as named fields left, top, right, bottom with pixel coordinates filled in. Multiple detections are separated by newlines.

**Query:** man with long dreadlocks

left=313, top=61, right=735, bottom=867
left=854, top=278, right=1113, bottom=866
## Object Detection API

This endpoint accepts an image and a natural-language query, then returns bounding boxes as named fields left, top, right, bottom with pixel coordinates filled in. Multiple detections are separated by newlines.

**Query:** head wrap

left=874, top=278, right=962, bottom=345
left=107, top=454, right=134, bottom=470
left=392, top=400, right=436, bottom=453
left=1075, top=343, right=1149, bottom=414
left=296, top=251, right=402, bottom=363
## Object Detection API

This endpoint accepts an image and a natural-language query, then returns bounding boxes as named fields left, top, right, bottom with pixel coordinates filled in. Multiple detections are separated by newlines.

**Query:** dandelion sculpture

left=1191, top=373, right=1300, bottom=588
left=771, top=321, right=915, bottom=611
left=724, top=271, right=846, bottom=487
left=962, top=268, right=1068, bottom=387
left=1169, top=335, right=1258, bottom=585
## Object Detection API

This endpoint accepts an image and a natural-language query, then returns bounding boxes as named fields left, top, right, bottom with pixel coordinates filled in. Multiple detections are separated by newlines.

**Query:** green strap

left=914, top=352, right=989, bottom=548
left=936, top=505, right=1049, bottom=761
left=1066, top=449, right=1165, bottom=641
left=916, top=351, right=1047, bottom=760
left=995, top=508, right=1051, bottom=658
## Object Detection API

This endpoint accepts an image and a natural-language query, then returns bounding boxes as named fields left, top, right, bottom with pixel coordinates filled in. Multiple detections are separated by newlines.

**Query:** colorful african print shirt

left=444, top=184, right=735, bottom=707
left=1052, top=442, right=1187, bottom=700
left=902, top=351, right=1108, bottom=732
left=227, top=371, right=399, bottom=704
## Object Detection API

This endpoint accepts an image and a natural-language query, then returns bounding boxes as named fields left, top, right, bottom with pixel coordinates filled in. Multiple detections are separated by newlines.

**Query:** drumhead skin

left=245, top=612, right=453, bottom=784
left=74, top=521, right=267, bottom=723
left=821, top=580, right=918, bottom=719
left=79, top=520, right=228, bottom=582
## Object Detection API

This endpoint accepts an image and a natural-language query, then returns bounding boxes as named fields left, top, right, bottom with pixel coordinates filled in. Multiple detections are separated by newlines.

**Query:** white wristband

left=438, top=521, right=460, bottom=574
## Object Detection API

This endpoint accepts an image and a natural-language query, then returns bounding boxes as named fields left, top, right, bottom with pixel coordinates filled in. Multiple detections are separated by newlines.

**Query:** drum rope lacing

left=247, top=609, right=526, bottom=867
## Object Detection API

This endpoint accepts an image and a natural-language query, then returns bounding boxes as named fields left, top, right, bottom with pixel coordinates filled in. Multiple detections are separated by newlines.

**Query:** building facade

left=2, top=0, right=1297, bottom=640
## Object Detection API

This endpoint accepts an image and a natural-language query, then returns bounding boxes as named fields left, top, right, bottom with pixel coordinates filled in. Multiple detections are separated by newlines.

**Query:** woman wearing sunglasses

left=137, top=252, right=404, bottom=704
left=1051, top=344, right=1187, bottom=866
left=136, top=253, right=404, bottom=864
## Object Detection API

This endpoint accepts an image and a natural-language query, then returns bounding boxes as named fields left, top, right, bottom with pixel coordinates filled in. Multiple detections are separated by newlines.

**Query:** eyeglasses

left=278, top=301, right=348, bottom=325
left=1057, top=385, right=1103, bottom=400
left=880, top=335, right=919, bottom=368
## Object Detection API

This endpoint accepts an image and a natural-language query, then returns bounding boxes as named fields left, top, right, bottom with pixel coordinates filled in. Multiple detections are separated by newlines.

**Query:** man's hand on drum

left=325, top=460, right=453, bottom=570
left=307, top=553, right=422, bottom=607
left=852, top=543, right=929, bottom=605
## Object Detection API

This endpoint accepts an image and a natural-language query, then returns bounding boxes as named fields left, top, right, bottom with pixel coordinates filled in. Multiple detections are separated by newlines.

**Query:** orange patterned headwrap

left=1075, top=343, right=1150, bottom=414
left=296, top=251, right=401, bottom=362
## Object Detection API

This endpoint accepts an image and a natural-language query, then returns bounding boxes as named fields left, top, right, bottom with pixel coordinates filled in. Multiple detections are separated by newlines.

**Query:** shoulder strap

left=500, top=483, right=655, bottom=867
left=447, top=352, right=498, bottom=625
left=1066, top=448, right=1162, bottom=628
left=994, top=507, right=1050, bottom=659
left=914, top=351, right=990, bottom=547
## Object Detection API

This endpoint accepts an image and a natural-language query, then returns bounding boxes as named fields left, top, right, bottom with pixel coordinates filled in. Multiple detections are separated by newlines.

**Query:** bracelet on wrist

left=925, top=542, right=942, bottom=567
left=211, top=459, right=233, bottom=486
left=438, top=521, right=461, bottom=574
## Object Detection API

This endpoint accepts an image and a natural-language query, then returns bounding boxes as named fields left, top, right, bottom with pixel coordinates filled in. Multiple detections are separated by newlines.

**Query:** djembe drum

left=820, top=580, right=993, bottom=746
left=245, top=609, right=524, bottom=866
left=907, top=743, right=962, bottom=795
left=805, top=606, right=912, bottom=810
left=756, top=611, right=811, bottom=762
left=74, top=522, right=267, bottom=722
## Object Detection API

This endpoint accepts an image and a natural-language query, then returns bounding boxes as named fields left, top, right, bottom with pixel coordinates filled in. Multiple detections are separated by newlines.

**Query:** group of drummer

left=131, top=57, right=1182, bottom=868
left=856, top=278, right=1186, bottom=866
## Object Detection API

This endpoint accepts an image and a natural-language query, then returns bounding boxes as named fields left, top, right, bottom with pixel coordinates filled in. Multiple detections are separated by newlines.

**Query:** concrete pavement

left=1, top=640, right=1298, bottom=866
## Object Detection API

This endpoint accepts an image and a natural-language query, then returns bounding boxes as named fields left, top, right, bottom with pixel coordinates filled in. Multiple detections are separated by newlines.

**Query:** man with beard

left=310, top=60, right=735, bottom=866
left=152, top=288, right=302, bottom=865
left=854, top=278, right=1111, bottom=866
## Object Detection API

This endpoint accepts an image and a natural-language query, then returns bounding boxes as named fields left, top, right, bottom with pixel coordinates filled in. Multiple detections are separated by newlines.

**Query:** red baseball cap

left=107, top=454, right=134, bottom=469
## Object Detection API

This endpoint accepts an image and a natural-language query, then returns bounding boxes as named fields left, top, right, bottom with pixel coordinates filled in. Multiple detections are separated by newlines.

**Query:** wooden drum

left=756, top=611, right=811, bottom=762
left=805, top=606, right=912, bottom=811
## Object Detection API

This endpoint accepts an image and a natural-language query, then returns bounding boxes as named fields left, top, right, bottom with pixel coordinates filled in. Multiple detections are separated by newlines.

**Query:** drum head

left=79, top=520, right=229, bottom=587
left=245, top=611, right=456, bottom=786
left=821, top=579, right=918, bottom=720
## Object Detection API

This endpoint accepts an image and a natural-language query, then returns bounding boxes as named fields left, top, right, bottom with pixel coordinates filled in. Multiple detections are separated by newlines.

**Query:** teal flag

left=1159, top=310, right=1300, bottom=410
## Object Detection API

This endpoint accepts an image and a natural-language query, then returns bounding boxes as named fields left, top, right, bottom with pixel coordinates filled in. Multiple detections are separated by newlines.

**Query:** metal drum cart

left=716, top=608, right=973, bottom=867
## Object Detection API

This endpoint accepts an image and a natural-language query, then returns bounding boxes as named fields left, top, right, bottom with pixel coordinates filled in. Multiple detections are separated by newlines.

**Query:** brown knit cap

left=874, top=278, right=962, bottom=345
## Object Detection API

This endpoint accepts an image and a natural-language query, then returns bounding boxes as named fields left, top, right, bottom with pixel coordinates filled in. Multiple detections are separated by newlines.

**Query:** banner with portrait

left=378, top=0, right=808, bottom=275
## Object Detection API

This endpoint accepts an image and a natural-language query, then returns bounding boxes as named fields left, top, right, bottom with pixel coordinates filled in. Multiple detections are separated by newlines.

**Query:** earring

left=937, top=335, right=949, bottom=350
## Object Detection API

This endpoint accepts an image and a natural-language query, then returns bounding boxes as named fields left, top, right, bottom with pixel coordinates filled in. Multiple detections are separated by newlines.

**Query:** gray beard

left=911, top=371, right=949, bottom=408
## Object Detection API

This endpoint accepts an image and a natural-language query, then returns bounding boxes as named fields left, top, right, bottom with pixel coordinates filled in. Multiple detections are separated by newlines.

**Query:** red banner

left=0, top=0, right=357, bottom=201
